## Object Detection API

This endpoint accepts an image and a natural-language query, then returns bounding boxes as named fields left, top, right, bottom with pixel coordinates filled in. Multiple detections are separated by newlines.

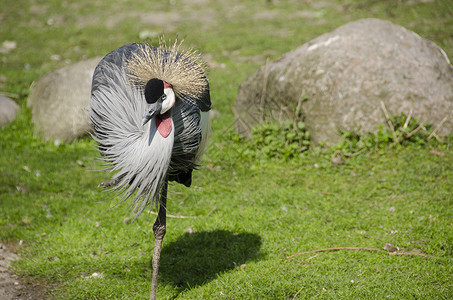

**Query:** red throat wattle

left=155, top=113, right=172, bottom=138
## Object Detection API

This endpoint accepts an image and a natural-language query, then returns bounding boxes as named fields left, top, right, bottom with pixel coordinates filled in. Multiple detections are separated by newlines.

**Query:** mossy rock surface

left=27, top=57, right=101, bottom=142
left=234, top=18, right=453, bottom=145
left=0, top=94, right=20, bottom=127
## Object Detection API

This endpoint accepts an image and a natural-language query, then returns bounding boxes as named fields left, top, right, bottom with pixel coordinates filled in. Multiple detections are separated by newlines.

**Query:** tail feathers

left=194, top=111, right=211, bottom=166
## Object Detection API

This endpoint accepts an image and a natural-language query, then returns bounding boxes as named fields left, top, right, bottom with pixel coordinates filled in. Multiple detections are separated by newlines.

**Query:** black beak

left=142, top=102, right=162, bottom=126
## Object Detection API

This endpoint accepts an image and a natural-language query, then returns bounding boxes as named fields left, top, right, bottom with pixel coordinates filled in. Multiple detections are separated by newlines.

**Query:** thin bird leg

left=150, top=181, right=168, bottom=300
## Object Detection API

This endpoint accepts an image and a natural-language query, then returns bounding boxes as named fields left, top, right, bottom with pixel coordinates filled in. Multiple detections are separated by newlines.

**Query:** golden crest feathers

left=126, top=40, right=208, bottom=103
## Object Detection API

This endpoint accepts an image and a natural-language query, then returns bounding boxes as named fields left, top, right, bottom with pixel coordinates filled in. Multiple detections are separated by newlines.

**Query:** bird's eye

left=161, top=94, right=167, bottom=101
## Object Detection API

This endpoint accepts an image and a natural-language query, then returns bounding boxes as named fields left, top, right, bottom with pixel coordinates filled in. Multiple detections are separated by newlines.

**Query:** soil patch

left=0, top=243, right=50, bottom=300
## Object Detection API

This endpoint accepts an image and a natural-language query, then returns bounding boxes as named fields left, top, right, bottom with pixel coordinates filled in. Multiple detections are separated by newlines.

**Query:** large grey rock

left=27, top=57, right=101, bottom=142
left=234, top=18, right=453, bottom=145
left=0, top=94, right=20, bottom=127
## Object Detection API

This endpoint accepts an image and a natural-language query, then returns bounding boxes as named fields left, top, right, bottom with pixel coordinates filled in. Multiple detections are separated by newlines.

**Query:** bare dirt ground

left=0, top=243, right=49, bottom=300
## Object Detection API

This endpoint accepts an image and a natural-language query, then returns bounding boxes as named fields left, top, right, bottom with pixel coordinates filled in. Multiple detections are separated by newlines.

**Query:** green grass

left=1, top=0, right=452, bottom=299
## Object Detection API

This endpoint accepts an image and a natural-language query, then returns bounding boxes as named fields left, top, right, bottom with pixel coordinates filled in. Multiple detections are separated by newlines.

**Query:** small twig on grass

left=287, top=247, right=380, bottom=259
left=206, top=205, right=217, bottom=217
left=405, top=121, right=426, bottom=139
left=286, top=247, right=428, bottom=259
left=259, top=58, right=270, bottom=123
left=342, top=148, right=367, bottom=157
left=147, top=210, right=196, bottom=219
left=397, top=251, right=428, bottom=258
left=402, top=108, right=413, bottom=130
left=307, top=254, right=319, bottom=260
left=380, top=101, right=398, bottom=143
left=428, top=115, right=449, bottom=141
left=291, top=286, right=305, bottom=299
left=294, top=91, right=305, bottom=121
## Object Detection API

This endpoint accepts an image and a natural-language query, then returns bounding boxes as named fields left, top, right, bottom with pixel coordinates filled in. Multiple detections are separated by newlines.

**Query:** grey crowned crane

left=89, top=42, right=211, bottom=300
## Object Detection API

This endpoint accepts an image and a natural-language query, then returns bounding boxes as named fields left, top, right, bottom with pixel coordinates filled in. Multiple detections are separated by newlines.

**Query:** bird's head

left=142, top=78, right=175, bottom=126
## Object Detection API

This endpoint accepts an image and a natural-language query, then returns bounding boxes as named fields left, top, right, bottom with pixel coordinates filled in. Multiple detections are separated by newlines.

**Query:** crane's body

left=89, top=42, right=211, bottom=299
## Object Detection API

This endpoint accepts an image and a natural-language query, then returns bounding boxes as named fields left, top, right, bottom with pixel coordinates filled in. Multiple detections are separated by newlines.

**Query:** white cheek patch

left=161, top=88, right=175, bottom=114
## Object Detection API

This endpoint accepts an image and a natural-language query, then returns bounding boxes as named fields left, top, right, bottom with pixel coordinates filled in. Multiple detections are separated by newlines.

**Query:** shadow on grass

left=159, top=230, right=262, bottom=289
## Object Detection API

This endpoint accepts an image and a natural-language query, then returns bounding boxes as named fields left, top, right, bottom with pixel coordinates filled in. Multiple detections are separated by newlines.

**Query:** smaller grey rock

left=0, top=94, right=20, bottom=127
left=27, top=57, right=102, bottom=142
left=0, top=40, right=17, bottom=54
